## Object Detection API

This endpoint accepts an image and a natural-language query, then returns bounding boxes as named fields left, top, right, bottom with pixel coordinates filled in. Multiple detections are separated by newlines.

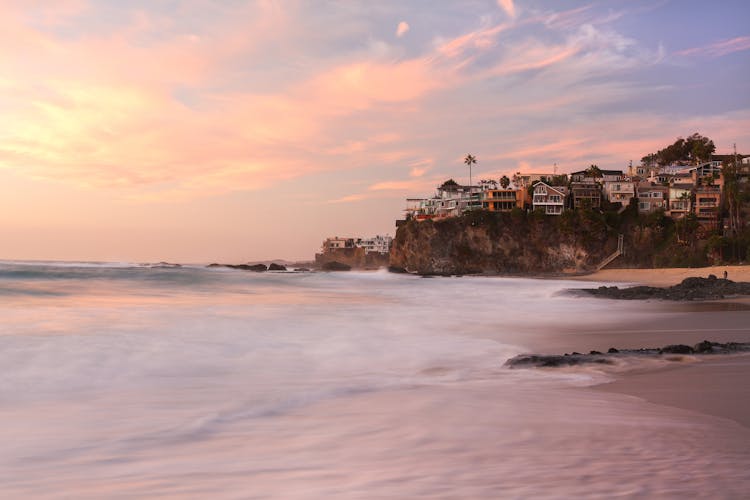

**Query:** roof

left=534, top=181, right=567, bottom=195
left=570, top=169, right=624, bottom=176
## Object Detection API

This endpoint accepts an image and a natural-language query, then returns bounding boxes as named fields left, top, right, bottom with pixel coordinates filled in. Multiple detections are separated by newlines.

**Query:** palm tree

left=464, top=154, right=477, bottom=187
left=464, top=154, right=478, bottom=210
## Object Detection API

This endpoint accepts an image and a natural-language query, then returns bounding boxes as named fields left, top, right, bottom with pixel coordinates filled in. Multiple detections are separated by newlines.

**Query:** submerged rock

left=208, top=263, right=268, bottom=272
left=659, top=344, right=694, bottom=354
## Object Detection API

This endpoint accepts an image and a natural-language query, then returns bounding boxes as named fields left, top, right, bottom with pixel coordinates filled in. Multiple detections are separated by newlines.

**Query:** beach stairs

left=597, top=234, right=624, bottom=271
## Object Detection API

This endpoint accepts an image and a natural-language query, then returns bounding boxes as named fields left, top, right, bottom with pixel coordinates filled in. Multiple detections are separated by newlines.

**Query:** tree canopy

left=500, top=175, right=510, bottom=189
left=585, top=164, right=603, bottom=178
left=641, top=133, right=716, bottom=166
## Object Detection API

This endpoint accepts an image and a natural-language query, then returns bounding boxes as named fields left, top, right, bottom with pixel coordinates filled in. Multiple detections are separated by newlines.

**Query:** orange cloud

left=396, top=21, right=410, bottom=38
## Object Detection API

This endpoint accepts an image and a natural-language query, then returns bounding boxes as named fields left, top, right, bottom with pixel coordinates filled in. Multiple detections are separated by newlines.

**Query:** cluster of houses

left=320, top=235, right=393, bottom=255
left=403, top=159, right=746, bottom=230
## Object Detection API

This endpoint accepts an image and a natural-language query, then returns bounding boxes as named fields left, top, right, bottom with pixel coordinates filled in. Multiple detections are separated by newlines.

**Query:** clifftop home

left=400, top=154, right=738, bottom=230
left=316, top=234, right=393, bottom=269
left=321, top=235, right=393, bottom=254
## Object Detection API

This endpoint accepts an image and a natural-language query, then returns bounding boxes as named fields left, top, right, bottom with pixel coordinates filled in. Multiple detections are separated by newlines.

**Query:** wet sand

left=560, top=274, right=750, bottom=429
left=595, top=355, right=750, bottom=428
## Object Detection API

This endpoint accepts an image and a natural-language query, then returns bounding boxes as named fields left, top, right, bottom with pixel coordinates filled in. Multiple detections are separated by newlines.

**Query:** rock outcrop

left=574, top=276, right=750, bottom=301
left=389, top=210, right=614, bottom=275
left=206, top=263, right=267, bottom=272
left=321, top=261, right=351, bottom=271
left=315, top=247, right=389, bottom=270
left=505, top=341, right=750, bottom=369
left=268, top=263, right=287, bottom=271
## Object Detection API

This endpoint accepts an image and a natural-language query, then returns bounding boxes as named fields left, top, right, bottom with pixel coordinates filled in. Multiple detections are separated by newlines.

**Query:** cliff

left=315, top=247, right=389, bottom=269
left=389, top=210, right=617, bottom=275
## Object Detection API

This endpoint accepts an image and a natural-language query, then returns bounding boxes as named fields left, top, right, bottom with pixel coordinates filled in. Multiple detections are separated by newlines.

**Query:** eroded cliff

left=389, top=210, right=617, bottom=275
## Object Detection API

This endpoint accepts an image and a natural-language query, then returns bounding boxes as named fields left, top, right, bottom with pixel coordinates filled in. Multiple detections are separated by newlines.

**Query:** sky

left=1, top=0, right=749, bottom=262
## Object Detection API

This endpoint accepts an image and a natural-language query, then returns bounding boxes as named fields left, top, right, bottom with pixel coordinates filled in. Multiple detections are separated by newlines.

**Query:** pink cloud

left=497, top=0, right=516, bottom=19
left=676, top=36, right=750, bottom=57
left=396, top=21, right=410, bottom=38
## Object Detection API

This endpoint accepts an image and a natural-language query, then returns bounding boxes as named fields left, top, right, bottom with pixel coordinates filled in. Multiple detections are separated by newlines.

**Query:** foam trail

left=0, top=264, right=748, bottom=498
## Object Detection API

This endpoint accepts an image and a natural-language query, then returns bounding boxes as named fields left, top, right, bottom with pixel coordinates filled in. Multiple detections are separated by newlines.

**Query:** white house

left=358, top=235, right=392, bottom=254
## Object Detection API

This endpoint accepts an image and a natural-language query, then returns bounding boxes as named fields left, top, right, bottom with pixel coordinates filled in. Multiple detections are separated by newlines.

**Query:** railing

left=597, top=234, right=624, bottom=271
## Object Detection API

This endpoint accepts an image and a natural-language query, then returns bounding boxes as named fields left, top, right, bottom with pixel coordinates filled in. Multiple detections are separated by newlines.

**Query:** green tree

left=722, top=158, right=743, bottom=237
left=585, top=164, right=603, bottom=179
left=642, top=133, right=716, bottom=166
left=500, top=175, right=510, bottom=189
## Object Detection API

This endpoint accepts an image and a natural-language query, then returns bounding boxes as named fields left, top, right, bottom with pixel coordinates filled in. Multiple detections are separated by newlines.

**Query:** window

left=652, top=192, right=662, bottom=198
left=639, top=202, right=650, bottom=211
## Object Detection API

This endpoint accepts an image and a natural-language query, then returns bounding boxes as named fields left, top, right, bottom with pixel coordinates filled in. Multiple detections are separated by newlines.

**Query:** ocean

left=1, top=261, right=748, bottom=498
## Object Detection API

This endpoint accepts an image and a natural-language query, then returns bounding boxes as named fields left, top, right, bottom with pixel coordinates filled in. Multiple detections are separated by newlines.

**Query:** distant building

left=357, top=235, right=393, bottom=254
left=636, top=184, right=668, bottom=213
left=321, top=235, right=392, bottom=255
left=603, top=179, right=635, bottom=206
left=323, top=237, right=355, bottom=251
left=570, top=169, right=623, bottom=183
left=570, top=182, right=601, bottom=210
left=532, top=182, right=567, bottom=215
left=404, top=181, right=483, bottom=220
left=513, top=173, right=556, bottom=189
left=694, top=185, right=721, bottom=228
left=668, top=184, right=693, bottom=219
left=482, top=185, right=526, bottom=211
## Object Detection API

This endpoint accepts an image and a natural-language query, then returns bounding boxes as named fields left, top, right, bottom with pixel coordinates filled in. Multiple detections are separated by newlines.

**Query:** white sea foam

left=0, top=264, right=748, bottom=498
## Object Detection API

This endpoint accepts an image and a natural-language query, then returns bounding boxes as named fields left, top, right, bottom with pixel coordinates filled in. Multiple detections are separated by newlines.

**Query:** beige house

left=532, top=182, right=567, bottom=215
left=603, top=179, right=635, bottom=206
left=668, top=184, right=692, bottom=219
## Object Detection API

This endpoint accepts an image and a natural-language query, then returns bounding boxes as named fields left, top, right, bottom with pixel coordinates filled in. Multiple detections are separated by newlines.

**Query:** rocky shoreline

left=505, top=340, right=750, bottom=369
left=572, top=275, right=750, bottom=301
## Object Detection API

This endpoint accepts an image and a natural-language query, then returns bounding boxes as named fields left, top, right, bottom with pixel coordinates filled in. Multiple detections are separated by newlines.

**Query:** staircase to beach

left=597, top=234, right=624, bottom=271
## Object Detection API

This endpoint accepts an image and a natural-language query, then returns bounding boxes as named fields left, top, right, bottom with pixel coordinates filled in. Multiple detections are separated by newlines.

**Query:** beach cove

left=0, top=261, right=748, bottom=498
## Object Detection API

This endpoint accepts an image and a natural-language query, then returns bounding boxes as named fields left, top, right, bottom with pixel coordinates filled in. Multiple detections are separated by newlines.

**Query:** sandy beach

left=563, top=265, right=750, bottom=429
left=570, top=264, right=750, bottom=287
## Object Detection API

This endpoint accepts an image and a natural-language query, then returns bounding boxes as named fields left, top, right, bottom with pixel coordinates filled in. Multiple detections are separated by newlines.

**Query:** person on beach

left=724, top=270, right=728, bottom=280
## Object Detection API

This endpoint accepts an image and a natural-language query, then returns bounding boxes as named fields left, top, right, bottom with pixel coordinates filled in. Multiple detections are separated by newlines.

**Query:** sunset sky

left=1, top=0, right=749, bottom=262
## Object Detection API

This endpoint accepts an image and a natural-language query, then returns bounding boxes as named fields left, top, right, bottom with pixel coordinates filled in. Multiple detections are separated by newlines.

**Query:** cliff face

left=315, top=247, right=389, bottom=269
left=389, top=210, right=617, bottom=275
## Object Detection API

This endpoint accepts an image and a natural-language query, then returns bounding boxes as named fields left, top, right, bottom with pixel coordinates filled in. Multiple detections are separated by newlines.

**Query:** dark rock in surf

left=659, top=344, right=694, bottom=354
left=572, top=277, right=750, bottom=301
left=268, top=263, right=287, bottom=271
left=504, top=341, right=750, bottom=369
left=322, top=261, right=351, bottom=271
